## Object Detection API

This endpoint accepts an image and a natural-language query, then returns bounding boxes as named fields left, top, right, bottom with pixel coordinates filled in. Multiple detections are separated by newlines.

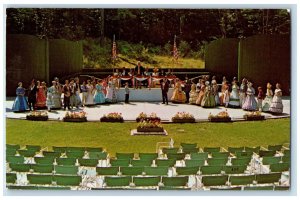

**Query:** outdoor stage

left=116, top=88, right=174, bottom=101
left=5, top=97, right=291, bottom=122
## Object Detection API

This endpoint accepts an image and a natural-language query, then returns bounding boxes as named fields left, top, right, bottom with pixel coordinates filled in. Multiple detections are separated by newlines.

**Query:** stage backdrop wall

left=238, top=35, right=291, bottom=95
left=49, top=39, right=83, bottom=81
left=204, top=38, right=239, bottom=80
left=6, top=34, right=83, bottom=96
left=6, top=34, right=49, bottom=96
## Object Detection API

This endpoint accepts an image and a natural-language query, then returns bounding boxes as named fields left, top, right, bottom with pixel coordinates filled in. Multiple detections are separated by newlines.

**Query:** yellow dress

left=171, top=82, right=186, bottom=103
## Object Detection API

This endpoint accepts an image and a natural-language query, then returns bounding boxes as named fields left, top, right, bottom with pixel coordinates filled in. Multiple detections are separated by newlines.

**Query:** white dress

left=269, top=89, right=283, bottom=113
left=262, top=89, right=273, bottom=112
left=228, top=84, right=240, bottom=107
left=85, top=84, right=95, bottom=105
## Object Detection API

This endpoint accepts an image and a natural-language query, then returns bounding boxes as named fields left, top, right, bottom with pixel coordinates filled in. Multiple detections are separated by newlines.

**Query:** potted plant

left=26, top=111, right=48, bottom=121
left=136, top=112, right=161, bottom=122
left=137, top=120, right=164, bottom=132
left=63, top=111, right=87, bottom=122
left=243, top=111, right=265, bottom=121
left=172, top=112, right=195, bottom=123
left=208, top=110, right=231, bottom=122
left=100, top=112, right=124, bottom=122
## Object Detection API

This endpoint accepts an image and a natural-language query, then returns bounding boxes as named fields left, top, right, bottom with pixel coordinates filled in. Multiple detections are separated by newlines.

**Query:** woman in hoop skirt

left=12, top=82, right=29, bottom=112
left=195, top=80, right=206, bottom=105
left=189, top=82, right=198, bottom=104
left=242, top=81, right=257, bottom=111
left=94, top=80, right=106, bottom=104
left=228, top=80, right=240, bottom=108
left=35, top=81, right=47, bottom=109
left=201, top=81, right=216, bottom=108
left=269, top=83, right=283, bottom=114
left=262, top=82, right=273, bottom=112
left=171, top=79, right=186, bottom=103
left=105, top=78, right=118, bottom=103
left=85, top=79, right=95, bottom=106
left=211, top=80, right=220, bottom=106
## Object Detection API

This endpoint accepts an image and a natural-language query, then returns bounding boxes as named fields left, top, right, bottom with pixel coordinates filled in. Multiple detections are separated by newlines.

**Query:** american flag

left=173, top=35, right=179, bottom=62
left=112, top=35, right=117, bottom=60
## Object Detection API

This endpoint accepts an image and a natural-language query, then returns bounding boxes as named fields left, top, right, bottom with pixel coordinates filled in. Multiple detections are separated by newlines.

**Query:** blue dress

left=12, top=87, right=29, bottom=112
left=94, top=84, right=106, bottom=104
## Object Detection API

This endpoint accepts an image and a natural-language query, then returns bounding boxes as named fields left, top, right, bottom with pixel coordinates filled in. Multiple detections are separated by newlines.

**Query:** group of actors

left=170, top=75, right=284, bottom=114
left=11, top=76, right=121, bottom=112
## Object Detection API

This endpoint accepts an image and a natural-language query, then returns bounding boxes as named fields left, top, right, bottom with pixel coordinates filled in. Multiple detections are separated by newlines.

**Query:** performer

left=35, top=81, right=47, bottom=109
left=196, top=79, right=202, bottom=93
left=134, top=61, right=144, bottom=89
left=269, top=83, right=283, bottom=114
left=12, top=82, right=29, bottom=112
left=143, top=67, right=151, bottom=89
left=184, top=77, right=192, bottom=103
left=219, top=76, right=227, bottom=106
left=160, top=78, right=170, bottom=105
left=80, top=81, right=88, bottom=107
left=74, top=77, right=82, bottom=107
left=242, top=81, right=257, bottom=111
left=85, top=79, right=95, bottom=106
left=54, top=77, right=63, bottom=107
left=94, top=80, right=106, bottom=104
left=124, top=82, right=130, bottom=104
left=27, top=79, right=37, bottom=111
left=211, top=80, right=220, bottom=106
left=195, top=80, right=206, bottom=105
left=223, top=82, right=230, bottom=107
left=171, top=79, right=186, bottom=103
left=228, top=80, right=240, bottom=108
left=201, top=81, right=216, bottom=108
left=46, top=81, right=55, bottom=111
left=63, top=80, right=71, bottom=110
left=69, top=79, right=77, bottom=109
left=239, top=78, right=247, bottom=106
left=262, top=83, right=273, bottom=112
left=257, top=86, right=265, bottom=112
left=151, top=67, right=160, bottom=88
left=51, top=81, right=62, bottom=109
left=121, top=67, right=129, bottom=87
left=189, top=82, right=198, bottom=104
left=105, top=78, right=118, bottom=103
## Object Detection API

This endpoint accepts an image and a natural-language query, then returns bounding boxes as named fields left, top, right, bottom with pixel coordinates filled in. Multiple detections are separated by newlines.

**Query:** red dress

left=35, top=87, right=47, bottom=108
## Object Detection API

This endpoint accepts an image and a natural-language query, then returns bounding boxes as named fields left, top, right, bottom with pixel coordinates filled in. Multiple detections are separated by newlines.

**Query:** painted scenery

left=5, top=8, right=290, bottom=191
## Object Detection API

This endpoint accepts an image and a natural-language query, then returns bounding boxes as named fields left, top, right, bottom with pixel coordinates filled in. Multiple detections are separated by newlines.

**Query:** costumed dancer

left=257, top=86, right=265, bottom=111
left=12, top=82, right=29, bottom=112
left=171, top=79, right=186, bottom=103
left=85, top=80, right=95, bottom=106
left=94, top=80, right=106, bottom=104
left=80, top=81, right=88, bottom=107
left=195, top=80, right=206, bottom=105
left=27, top=79, right=37, bottom=111
left=262, top=83, right=273, bottom=112
left=184, top=77, right=191, bottom=103
left=54, top=77, right=63, bottom=108
left=219, top=76, right=227, bottom=106
left=46, top=81, right=54, bottom=111
left=242, top=81, right=257, bottom=111
left=211, top=80, right=220, bottom=106
left=239, top=78, right=247, bottom=106
left=201, top=81, right=216, bottom=108
left=228, top=80, right=240, bottom=108
left=51, top=81, right=62, bottom=109
left=74, top=77, right=82, bottom=107
left=69, top=79, right=76, bottom=109
left=35, top=81, right=47, bottom=109
left=105, top=78, right=118, bottom=103
left=189, top=82, right=198, bottom=104
left=63, top=80, right=71, bottom=110
left=269, top=83, right=283, bottom=114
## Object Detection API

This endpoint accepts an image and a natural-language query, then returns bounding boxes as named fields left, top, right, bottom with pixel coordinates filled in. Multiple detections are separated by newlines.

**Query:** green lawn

left=6, top=118, right=290, bottom=157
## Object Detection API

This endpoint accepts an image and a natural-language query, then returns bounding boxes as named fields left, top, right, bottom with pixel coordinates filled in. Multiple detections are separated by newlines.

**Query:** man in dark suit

left=134, top=61, right=145, bottom=89
left=28, top=78, right=37, bottom=110
left=160, top=78, right=170, bottom=105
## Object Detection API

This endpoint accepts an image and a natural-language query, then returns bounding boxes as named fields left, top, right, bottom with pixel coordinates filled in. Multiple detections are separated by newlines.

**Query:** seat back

left=66, top=151, right=84, bottom=158
left=54, top=175, right=82, bottom=186
left=9, top=163, right=31, bottom=172
left=85, top=147, right=103, bottom=152
left=231, top=157, right=251, bottom=166
left=66, top=147, right=85, bottom=152
left=120, top=167, right=144, bottom=175
left=52, top=146, right=67, bottom=153
left=31, top=164, right=54, bottom=173
left=255, top=173, right=282, bottom=184
left=203, top=147, right=220, bottom=153
left=6, top=149, right=17, bottom=156
left=27, top=174, right=53, bottom=185
left=190, top=152, right=208, bottom=160
left=144, top=166, right=168, bottom=176
left=268, top=144, right=282, bottom=151
left=6, top=144, right=20, bottom=151
left=244, top=186, right=274, bottom=190
left=211, top=152, right=230, bottom=158
left=78, top=158, right=99, bottom=167
left=202, top=175, right=228, bottom=186
left=6, top=156, right=25, bottom=164
left=162, top=148, right=179, bottom=154
left=185, top=159, right=205, bottom=167
left=56, top=158, right=77, bottom=166
left=156, top=159, right=176, bottom=167
left=180, top=143, right=197, bottom=149
left=167, top=153, right=185, bottom=160
left=235, top=151, right=253, bottom=158
left=110, top=159, right=130, bottom=167
left=244, top=146, right=260, bottom=153
left=229, top=175, right=255, bottom=185
left=138, top=153, right=158, bottom=161
left=259, top=150, right=276, bottom=157
left=131, top=159, right=153, bottom=167
left=224, top=165, right=247, bottom=174
left=34, top=157, right=55, bottom=165
left=207, top=158, right=228, bottom=166
left=18, top=149, right=37, bottom=157
left=201, top=166, right=223, bottom=175
left=181, top=147, right=199, bottom=154
left=88, top=152, right=107, bottom=160
left=116, top=153, right=134, bottom=160
left=26, top=145, right=41, bottom=152
left=6, top=173, right=17, bottom=184
left=55, top=165, right=79, bottom=175
left=42, top=151, right=61, bottom=158
left=281, top=155, right=291, bottom=163
left=96, top=167, right=119, bottom=175
left=162, top=176, right=188, bottom=187
left=262, top=156, right=281, bottom=165
left=133, top=176, right=160, bottom=187
left=176, top=166, right=199, bottom=175
left=227, top=147, right=244, bottom=153
left=105, top=176, right=131, bottom=187
left=270, top=163, right=290, bottom=172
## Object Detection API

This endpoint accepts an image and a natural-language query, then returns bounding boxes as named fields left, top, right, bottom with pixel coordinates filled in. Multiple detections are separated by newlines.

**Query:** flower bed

left=208, top=110, right=232, bottom=122
left=100, top=113, right=124, bottom=123
left=243, top=111, right=265, bottom=121
left=172, top=112, right=195, bottom=123
left=63, top=111, right=87, bottom=122
left=26, top=111, right=48, bottom=121
left=136, top=112, right=161, bottom=122
left=137, top=119, right=164, bottom=132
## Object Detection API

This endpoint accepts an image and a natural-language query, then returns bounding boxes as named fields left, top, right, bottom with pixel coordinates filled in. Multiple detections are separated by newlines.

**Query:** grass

left=112, top=55, right=205, bottom=69
left=6, top=118, right=290, bottom=157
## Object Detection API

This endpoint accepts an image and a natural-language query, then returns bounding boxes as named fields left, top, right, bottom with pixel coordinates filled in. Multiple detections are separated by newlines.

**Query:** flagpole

left=112, top=34, right=115, bottom=74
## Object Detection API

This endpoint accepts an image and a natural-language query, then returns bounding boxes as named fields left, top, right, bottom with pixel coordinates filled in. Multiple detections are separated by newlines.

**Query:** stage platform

left=6, top=97, right=291, bottom=122
left=116, top=88, right=174, bottom=102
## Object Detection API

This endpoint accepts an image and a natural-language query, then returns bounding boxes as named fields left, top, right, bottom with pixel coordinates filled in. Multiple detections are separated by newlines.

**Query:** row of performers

left=11, top=77, right=120, bottom=112
left=171, top=77, right=283, bottom=114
